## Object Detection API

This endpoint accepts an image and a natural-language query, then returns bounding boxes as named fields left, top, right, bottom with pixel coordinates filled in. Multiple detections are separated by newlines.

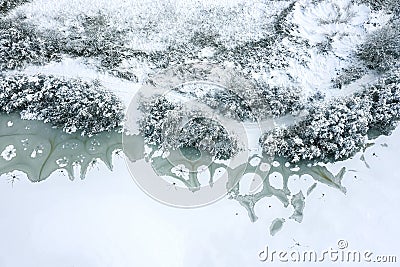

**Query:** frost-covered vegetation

left=173, top=84, right=255, bottom=121
left=0, top=74, right=124, bottom=135
left=357, top=0, right=400, bottom=14
left=358, top=71, right=400, bottom=137
left=260, top=71, right=400, bottom=163
left=249, top=81, right=304, bottom=118
left=138, top=95, right=238, bottom=160
left=331, top=65, right=368, bottom=89
left=0, top=18, right=61, bottom=71
left=170, top=80, right=304, bottom=121
left=357, top=21, right=400, bottom=72
left=0, top=0, right=30, bottom=14
left=260, top=97, right=370, bottom=163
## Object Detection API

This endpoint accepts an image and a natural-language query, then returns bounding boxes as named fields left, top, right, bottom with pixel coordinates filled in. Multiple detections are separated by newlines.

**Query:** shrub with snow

left=174, top=85, right=256, bottom=121
left=252, top=81, right=304, bottom=118
left=0, top=74, right=124, bottom=135
left=177, top=117, right=238, bottom=160
left=138, top=95, right=238, bottom=160
left=260, top=71, right=400, bottom=164
left=0, top=0, right=30, bottom=14
left=0, top=18, right=60, bottom=71
left=357, top=21, right=400, bottom=72
left=331, top=65, right=368, bottom=89
left=59, top=12, right=136, bottom=72
left=260, top=96, right=371, bottom=164
left=357, top=0, right=400, bottom=14
left=359, top=70, right=400, bottom=136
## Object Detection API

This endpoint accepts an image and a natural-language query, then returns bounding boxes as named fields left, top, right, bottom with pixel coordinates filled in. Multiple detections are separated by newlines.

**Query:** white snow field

left=0, top=0, right=399, bottom=266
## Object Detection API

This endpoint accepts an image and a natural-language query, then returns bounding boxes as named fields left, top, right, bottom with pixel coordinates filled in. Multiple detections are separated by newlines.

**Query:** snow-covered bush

left=174, top=85, right=255, bottom=121
left=287, top=0, right=370, bottom=47
left=307, top=91, right=326, bottom=104
left=332, top=65, right=368, bottom=89
left=357, top=0, right=400, bottom=14
left=0, top=18, right=60, bottom=71
left=273, top=1, right=296, bottom=36
left=220, top=37, right=275, bottom=75
left=56, top=11, right=147, bottom=80
left=61, top=12, right=126, bottom=60
left=207, top=88, right=255, bottom=121
left=357, top=21, right=400, bottom=72
left=0, top=74, right=124, bottom=135
left=0, top=0, right=30, bottom=13
left=252, top=81, right=304, bottom=118
left=237, top=81, right=304, bottom=120
left=138, top=95, right=181, bottom=147
left=260, top=96, right=371, bottom=163
left=359, top=71, right=400, bottom=136
left=138, top=95, right=238, bottom=160
left=260, top=70, right=400, bottom=164
left=177, top=117, right=238, bottom=160
left=171, top=80, right=303, bottom=122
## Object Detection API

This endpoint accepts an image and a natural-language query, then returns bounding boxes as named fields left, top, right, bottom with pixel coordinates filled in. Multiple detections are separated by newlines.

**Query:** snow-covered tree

left=261, top=70, right=400, bottom=164
left=332, top=65, right=368, bottom=89
left=359, top=70, right=400, bottom=136
left=0, top=74, right=124, bottom=135
left=356, top=0, right=400, bottom=14
left=260, top=96, right=371, bottom=164
left=357, top=21, right=400, bottom=72
left=0, top=18, right=61, bottom=71
left=138, top=95, right=238, bottom=160
left=246, top=81, right=304, bottom=119
left=0, top=0, right=30, bottom=14
left=138, top=95, right=182, bottom=147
